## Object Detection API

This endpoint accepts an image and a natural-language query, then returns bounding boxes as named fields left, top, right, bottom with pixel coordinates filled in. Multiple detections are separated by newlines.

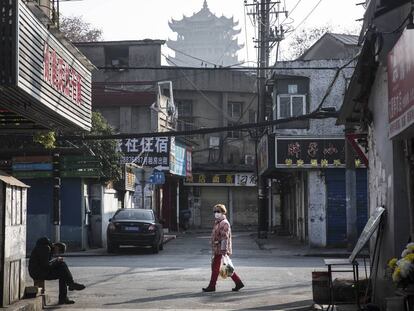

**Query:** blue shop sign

left=148, top=171, right=165, bottom=185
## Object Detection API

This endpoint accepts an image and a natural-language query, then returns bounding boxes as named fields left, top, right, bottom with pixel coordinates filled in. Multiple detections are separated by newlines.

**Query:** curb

left=254, top=237, right=352, bottom=258
left=302, top=253, right=350, bottom=258
left=63, top=235, right=178, bottom=257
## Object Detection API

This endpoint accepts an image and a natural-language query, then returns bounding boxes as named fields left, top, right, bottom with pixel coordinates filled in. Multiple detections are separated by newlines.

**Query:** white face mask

left=214, top=212, right=223, bottom=219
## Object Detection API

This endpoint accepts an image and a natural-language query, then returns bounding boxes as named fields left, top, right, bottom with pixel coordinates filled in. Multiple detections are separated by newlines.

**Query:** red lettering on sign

left=42, top=42, right=83, bottom=105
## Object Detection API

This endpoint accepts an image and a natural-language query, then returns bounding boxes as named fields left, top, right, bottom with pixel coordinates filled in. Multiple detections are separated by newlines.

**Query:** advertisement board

left=388, top=29, right=414, bottom=138
left=184, top=173, right=257, bottom=187
left=275, top=137, right=349, bottom=169
left=170, top=138, right=190, bottom=177
left=118, top=137, right=170, bottom=169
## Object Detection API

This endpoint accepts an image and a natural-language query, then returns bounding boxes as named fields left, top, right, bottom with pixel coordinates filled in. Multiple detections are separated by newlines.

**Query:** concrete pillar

left=308, top=171, right=327, bottom=247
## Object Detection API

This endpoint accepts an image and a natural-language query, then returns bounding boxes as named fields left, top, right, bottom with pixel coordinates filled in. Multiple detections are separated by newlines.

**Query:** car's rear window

left=114, top=209, right=154, bottom=221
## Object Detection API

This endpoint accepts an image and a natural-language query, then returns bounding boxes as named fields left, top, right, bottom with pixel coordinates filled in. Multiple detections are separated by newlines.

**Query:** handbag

left=219, top=255, right=235, bottom=279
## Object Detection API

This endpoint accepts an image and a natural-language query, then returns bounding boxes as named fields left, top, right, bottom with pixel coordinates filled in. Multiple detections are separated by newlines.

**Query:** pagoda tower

left=167, top=0, right=243, bottom=67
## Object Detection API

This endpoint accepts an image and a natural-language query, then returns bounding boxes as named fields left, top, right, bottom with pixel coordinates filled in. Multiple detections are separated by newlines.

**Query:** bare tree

left=280, top=25, right=360, bottom=60
left=285, top=25, right=333, bottom=60
left=59, top=15, right=103, bottom=42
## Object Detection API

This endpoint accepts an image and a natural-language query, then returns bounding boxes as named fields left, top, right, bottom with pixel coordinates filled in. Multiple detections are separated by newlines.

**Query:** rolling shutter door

left=326, top=169, right=368, bottom=247
left=326, top=169, right=346, bottom=247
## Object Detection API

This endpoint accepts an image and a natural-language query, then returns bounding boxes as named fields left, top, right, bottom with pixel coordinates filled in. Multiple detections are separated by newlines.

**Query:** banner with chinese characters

left=184, top=173, right=257, bottom=187
left=275, top=137, right=364, bottom=169
left=118, top=137, right=170, bottom=169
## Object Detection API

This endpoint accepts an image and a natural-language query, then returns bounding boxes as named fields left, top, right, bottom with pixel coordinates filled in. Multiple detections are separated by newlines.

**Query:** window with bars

left=177, top=100, right=193, bottom=117
left=227, top=101, right=242, bottom=118
left=276, top=95, right=306, bottom=119
left=177, top=100, right=194, bottom=132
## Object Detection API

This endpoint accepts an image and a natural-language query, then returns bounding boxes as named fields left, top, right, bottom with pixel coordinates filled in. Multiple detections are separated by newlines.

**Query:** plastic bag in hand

left=219, top=255, right=235, bottom=279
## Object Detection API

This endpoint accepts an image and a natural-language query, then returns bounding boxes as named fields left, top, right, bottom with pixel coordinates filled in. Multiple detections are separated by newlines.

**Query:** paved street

left=41, top=232, right=326, bottom=310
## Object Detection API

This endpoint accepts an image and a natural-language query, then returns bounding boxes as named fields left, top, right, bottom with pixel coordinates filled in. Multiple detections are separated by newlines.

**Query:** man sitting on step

left=28, top=237, right=85, bottom=305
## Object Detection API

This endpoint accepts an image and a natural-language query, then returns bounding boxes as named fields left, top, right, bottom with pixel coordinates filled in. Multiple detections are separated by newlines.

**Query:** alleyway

left=41, top=232, right=326, bottom=310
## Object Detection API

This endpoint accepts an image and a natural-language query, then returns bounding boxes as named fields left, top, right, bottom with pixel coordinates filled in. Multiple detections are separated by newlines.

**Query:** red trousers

left=208, top=254, right=242, bottom=287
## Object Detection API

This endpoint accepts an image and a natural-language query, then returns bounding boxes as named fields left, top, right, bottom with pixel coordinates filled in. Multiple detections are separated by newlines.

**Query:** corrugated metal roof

left=0, top=171, right=29, bottom=188
left=330, top=33, right=359, bottom=46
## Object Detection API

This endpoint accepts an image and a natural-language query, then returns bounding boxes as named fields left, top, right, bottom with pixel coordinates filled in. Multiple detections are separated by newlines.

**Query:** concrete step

left=3, top=296, right=43, bottom=311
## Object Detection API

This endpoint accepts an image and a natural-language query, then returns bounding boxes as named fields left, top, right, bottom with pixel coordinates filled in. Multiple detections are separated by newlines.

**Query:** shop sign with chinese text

left=123, top=164, right=136, bottom=191
left=184, top=173, right=257, bottom=186
left=388, top=29, right=414, bottom=138
left=0, top=1, right=92, bottom=131
left=118, top=137, right=170, bottom=169
left=186, top=148, right=192, bottom=177
left=275, top=137, right=363, bottom=169
left=60, top=155, right=102, bottom=178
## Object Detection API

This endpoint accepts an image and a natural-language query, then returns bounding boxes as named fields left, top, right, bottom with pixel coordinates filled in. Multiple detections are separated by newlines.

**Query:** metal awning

left=0, top=107, right=48, bottom=133
left=0, top=170, right=29, bottom=188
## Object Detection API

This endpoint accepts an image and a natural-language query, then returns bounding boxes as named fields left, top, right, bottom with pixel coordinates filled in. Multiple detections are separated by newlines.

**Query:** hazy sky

left=60, top=0, right=365, bottom=64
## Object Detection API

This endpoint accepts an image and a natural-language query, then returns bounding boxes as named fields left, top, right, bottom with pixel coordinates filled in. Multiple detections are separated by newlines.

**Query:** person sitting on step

left=28, top=237, right=85, bottom=305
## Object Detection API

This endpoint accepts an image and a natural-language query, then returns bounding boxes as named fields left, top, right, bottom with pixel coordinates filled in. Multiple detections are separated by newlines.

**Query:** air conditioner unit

left=245, top=155, right=255, bottom=166
left=209, top=137, right=220, bottom=149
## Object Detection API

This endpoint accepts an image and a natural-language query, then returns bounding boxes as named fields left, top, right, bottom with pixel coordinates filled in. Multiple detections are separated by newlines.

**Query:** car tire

left=152, top=242, right=159, bottom=254
left=107, top=243, right=118, bottom=253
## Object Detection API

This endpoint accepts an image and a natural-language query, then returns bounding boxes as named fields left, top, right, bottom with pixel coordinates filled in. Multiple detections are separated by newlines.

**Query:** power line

left=53, top=59, right=354, bottom=143
left=167, top=47, right=219, bottom=67
left=285, top=0, right=324, bottom=38
left=163, top=54, right=235, bottom=122
left=281, top=0, right=303, bottom=24
left=57, top=110, right=338, bottom=141
left=97, top=65, right=353, bottom=71
left=94, top=60, right=258, bottom=93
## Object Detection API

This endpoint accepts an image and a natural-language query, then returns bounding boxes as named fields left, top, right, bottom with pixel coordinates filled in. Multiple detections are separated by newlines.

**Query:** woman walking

left=202, top=204, right=244, bottom=292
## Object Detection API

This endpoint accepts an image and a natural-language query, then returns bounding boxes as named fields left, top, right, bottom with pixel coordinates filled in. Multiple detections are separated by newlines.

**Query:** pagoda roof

left=169, top=1, right=238, bottom=30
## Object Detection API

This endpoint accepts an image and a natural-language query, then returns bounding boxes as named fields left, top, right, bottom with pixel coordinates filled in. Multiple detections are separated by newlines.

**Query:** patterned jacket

left=211, top=216, right=232, bottom=256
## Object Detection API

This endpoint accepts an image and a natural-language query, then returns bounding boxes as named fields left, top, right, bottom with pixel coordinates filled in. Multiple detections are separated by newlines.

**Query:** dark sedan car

left=107, top=208, right=164, bottom=253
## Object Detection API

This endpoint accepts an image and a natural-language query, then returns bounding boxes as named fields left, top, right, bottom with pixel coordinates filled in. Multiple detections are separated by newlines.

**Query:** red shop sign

left=388, top=29, right=414, bottom=138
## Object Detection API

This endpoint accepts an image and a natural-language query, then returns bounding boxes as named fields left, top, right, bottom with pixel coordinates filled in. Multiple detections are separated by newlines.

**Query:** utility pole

left=257, top=0, right=270, bottom=239
left=246, top=0, right=287, bottom=238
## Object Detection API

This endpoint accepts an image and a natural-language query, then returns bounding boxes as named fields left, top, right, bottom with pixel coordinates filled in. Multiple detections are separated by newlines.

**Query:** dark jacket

left=28, top=237, right=53, bottom=280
